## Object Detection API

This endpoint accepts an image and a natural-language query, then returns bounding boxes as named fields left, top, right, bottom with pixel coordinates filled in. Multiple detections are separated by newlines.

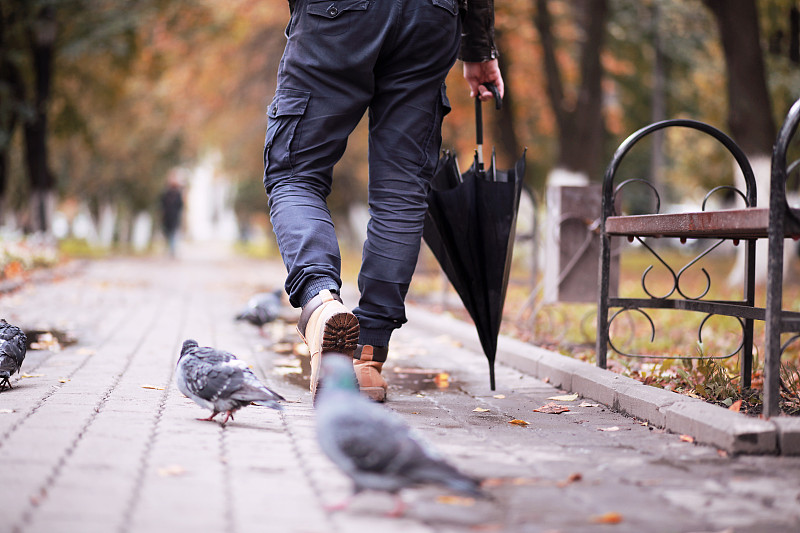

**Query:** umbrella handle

left=474, top=83, right=503, bottom=172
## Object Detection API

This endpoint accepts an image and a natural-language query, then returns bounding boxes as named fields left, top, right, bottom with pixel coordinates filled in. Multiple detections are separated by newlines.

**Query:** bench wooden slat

left=606, top=208, right=800, bottom=239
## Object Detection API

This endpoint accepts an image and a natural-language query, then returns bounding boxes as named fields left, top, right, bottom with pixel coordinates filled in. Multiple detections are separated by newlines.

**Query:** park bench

left=596, top=98, right=800, bottom=418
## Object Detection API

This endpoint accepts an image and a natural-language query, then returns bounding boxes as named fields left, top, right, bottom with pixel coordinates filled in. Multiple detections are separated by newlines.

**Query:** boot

left=297, top=289, right=359, bottom=402
left=353, top=344, right=388, bottom=402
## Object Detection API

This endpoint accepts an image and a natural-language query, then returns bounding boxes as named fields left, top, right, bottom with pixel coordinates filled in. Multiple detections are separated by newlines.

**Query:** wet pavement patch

left=390, top=367, right=453, bottom=392
left=24, top=328, right=78, bottom=351
left=272, top=351, right=455, bottom=393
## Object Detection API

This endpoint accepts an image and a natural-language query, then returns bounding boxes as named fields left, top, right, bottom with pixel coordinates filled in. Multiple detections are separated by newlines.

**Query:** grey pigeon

left=0, top=319, right=27, bottom=391
left=176, top=339, right=285, bottom=424
left=315, top=355, right=486, bottom=516
left=235, top=288, right=283, bottom=331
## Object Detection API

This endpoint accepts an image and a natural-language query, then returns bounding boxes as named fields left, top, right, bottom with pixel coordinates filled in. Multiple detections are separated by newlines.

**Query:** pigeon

left=235, top=288, right=284, bottom=331
left=315, top=354, right=487, bottom=516
left=0, top=319, right=27, bottom=391
left=176, top=339, right=285, bottom=424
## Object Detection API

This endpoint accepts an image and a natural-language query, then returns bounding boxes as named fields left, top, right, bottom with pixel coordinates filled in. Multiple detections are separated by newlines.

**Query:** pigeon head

left=180, top=339, right=199, bottom=357
left=320, top=354, right=359, bottom=392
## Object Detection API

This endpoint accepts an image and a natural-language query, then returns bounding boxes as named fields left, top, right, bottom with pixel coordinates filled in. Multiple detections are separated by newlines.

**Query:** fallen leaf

left=482, top=477, right=538, bottom=488
left=598, top=426, right=620, bottom=432
left=273, top=366, right=302, bottom=375
left=141, top=384, right=165, bottom=390
left=542, top=377, right=550, bottom=383
left=58, top=378, right=70, bottom=383
left=493, top=394, right=506, bottom=399
left=21, top=373, right=44, bottom=378
left=436, top=495, right=475, bottom=506
left=557, top=472, right=583, bottom=487
left=473, top=407, right=490, bottom=413
left=509, top=419, right=529, bottom=426
left=679, top=434, right=695, bottom=443
left=293, top=343, right=310, bottom=357
left=434, top=372, right=450, bottom=388
left=590, top=512, right=623, bottom=524
left=579, top=401, right=600, bottom=407
left=548, top=393, right=579, bottom=402
left=157, top=465, right=186, bottom=477
left=728, top=399, right=742, bottom=412
left=0, top=409, right=14, bottom=414
left=533, top=402, right=570, bottom=414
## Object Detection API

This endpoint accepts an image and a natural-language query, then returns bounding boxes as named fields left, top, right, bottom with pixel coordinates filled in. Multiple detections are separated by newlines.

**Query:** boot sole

left=321, top=312, right=360, bottom=356
left=360, top=386, right=387, bottom=402
left=310, top=310, right=359, bottom=404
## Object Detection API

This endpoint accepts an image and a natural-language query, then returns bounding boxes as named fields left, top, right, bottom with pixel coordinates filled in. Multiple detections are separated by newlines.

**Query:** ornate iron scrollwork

left=606, top=308, right=744, bottom=360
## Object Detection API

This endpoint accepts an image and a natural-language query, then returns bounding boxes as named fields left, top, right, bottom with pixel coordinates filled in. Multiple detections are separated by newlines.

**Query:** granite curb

left=405, top=304, right=799, bottom=455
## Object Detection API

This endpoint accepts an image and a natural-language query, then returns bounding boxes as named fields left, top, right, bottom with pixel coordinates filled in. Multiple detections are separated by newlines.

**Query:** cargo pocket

left=263, top=88, right=311, bottom=187
left=307, top=0, right=369, bottom=36
left=431, top=0, right=458, bottom=15
left=439, top=83, right=452, bottom=118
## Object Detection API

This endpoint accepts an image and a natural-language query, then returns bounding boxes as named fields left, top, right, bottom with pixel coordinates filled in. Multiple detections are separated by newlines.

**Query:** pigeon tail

left=411, top=457, right=487, bottom=499
left=252, top=399, right=284, bottom=410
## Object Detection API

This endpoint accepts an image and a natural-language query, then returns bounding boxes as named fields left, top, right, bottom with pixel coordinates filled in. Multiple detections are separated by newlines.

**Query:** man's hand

left=463, top=59, right=504, bottom=101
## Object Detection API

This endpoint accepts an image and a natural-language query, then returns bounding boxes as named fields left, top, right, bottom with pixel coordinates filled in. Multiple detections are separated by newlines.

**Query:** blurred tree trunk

left=0, top=5, right=23, bottom=225
left=534, top=0, right=608, bottom=184
left=24, top=4, right=57, bottom=233
left=702, top=0, right=774, bottom=158
left=702, top=0, right=776, bottom=287
left=490, top=27, right=522, bottom=171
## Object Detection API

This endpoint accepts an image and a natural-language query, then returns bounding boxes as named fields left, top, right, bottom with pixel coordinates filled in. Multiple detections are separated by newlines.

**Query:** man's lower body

left=263, top=0, right=460, bottom=401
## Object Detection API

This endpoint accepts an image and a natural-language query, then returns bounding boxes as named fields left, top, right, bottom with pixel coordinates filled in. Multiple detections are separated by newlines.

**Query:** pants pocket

left=263, top=88, right=311, bottom=190
left=431, top=0, right=458, bottom=15
left=307, top=0, right=370, bottom=36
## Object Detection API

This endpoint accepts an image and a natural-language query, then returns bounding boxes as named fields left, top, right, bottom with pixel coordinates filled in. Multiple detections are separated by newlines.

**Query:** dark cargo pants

left=263, top=0, right=461, bottom=347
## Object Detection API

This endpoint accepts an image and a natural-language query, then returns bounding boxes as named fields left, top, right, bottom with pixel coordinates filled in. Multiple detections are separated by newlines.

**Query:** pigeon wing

left=184, top=357, right=244, bottom=402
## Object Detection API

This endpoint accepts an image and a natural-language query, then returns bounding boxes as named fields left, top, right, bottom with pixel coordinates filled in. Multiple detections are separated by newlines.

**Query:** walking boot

left=353, top=344, right=388, bottom=402
left=297, top=289, right=359, bottom=402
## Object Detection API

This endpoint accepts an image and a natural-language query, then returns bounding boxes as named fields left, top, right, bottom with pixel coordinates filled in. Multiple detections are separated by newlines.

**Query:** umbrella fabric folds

left=422, top=89, right=526, bottom=390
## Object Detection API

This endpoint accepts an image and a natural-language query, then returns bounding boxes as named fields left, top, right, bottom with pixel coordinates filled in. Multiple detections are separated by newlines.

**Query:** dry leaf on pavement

left=590, top=511, right=623, bottom=524
left=598, top=426, right=620, bottom=432
left=473, top=407, right=490, bottom=413
left=157, top=465, right=186, bottom=477
left=493, top=394, right=506, bottom=399
left=579, top=401, right=600, bottom=407
left=436, top=495, right=476, bottom=506
left=141, top=384, right=165, bottom=390
left=557, top=472, right=583, bottom=487
left=509, top=419, right=529, bottom=426
left=679, top=434, right=695, bottom=443
left=548, top=393, right=579, bottom=402
left=533, top=402, right=570, bottom=414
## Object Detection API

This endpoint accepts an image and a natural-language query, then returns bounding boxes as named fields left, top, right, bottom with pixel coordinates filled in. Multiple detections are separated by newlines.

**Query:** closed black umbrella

left=423, top=86, right=526, bottom=390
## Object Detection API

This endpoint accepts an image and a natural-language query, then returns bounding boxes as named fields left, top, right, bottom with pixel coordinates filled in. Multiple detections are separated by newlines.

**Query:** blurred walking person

left=160, top=171, right=184, bottom=259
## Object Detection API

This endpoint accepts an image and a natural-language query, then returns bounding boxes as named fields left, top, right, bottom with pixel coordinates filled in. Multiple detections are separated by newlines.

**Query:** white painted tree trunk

left=29, top=189, right=55, bottom=235
left=131, top=211, right=153, bottom=252
left=98, top=203, right=117, bottom=248
left=725, top=154, right=793, bottom=288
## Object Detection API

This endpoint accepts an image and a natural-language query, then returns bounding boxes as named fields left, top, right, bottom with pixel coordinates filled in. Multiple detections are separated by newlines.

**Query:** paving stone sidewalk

left=1, top=248, right=800, bottom=533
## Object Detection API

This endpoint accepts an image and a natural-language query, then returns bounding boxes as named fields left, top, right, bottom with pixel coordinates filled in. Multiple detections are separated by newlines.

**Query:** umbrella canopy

left=423, top=89, right=526, bottom=390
